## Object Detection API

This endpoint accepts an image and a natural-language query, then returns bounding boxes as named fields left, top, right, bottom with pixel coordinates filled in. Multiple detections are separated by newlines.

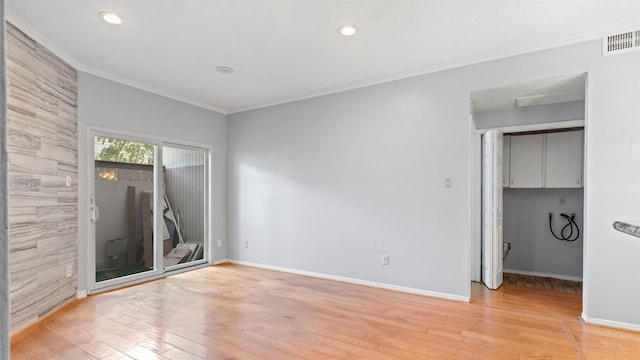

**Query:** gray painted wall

left=474, top=100, right=584, bottom=129
left=229, top=71, right=472, bottom=298
left=0, top=1, right=9, bottom=357
left=503, top=188, right=583, bottom=279
left=228, top=39, right=640, bottom=327
left=77, top=73, right=227, bottom=293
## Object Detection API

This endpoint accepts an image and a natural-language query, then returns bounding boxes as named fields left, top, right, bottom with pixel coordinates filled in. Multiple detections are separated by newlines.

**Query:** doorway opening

left=470, top=74, right=587, bottom=304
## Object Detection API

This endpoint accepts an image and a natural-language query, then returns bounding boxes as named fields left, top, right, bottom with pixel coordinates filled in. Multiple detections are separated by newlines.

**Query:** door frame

left=469, top=120, right=585, bottom=292
left=86, top=126, right=213, bottom=294
left=161, top=141, right=212, bottom=273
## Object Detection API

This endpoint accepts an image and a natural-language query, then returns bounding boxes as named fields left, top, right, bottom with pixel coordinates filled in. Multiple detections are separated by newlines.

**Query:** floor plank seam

left=472, top=297, right=576, bottom=323
left=561, top=318, right=584, bottom=360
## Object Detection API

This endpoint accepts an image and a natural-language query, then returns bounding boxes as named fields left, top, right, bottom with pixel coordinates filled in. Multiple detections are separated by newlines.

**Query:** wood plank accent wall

left=6, top=22, right=78, bottom=333
left=1, top=5, right=10, bottom=359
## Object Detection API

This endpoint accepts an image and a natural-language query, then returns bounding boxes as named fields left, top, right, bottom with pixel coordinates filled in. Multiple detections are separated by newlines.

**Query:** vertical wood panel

left=1, top=5, right=10, bottom=359
left=126, top=186, right=136, bottom=266
left=6, top=21, right=78, bottom=333
left=141, top=192, right=153, bottom=267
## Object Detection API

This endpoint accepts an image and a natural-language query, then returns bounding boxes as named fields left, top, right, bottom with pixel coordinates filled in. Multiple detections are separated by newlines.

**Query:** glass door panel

left=88, top=130, right=210, bottom=293
left=92, top=135, right=158, bottom=284
left=161, top=145, right=208, bottom=268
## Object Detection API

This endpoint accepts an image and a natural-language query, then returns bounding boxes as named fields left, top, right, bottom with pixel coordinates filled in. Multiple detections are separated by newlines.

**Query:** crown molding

left=227, top=35, right=602, bottom=114
left=6, top=8, right=614, bottom=116
left=5, top=11, right=228, bottom=115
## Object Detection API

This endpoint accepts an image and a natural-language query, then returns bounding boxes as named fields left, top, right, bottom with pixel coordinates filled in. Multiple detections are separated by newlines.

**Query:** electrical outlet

left=217, top=239, right=222, bottom=247
left=444, top=178, right=452, bottom=188
left=382, top=255, right=390, bottom=265
left=243, top=241, right=248, bottom=249
left=560, top=196, right=566, bottom=206
left=66, top=264, right=72, bottom=278
left=65, top=176, right=72, bottom=187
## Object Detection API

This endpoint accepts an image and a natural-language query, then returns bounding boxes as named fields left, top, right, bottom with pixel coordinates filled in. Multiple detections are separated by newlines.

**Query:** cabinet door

left=503, top=135, right=510, bottom=187
left=545, top=130, right=583, bottom=188
left=509, top=134, right=544, bottom=188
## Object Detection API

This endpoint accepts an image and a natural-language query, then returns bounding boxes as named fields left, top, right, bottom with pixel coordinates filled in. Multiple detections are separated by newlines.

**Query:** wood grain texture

left=10, top=264, right=640, bottom=359
left=1, top=7, right=10, bottom=360
left=141, top=191, right=153, bottom=267
left=127, top=186, right=136, bottom=266
left=6, top=21, right=78, bottom=333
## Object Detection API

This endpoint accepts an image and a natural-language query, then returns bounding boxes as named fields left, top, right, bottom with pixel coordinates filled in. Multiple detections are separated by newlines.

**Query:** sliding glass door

left=88, top=130, right=209, bottom=292
left=162, top=145, right=208, bottom=269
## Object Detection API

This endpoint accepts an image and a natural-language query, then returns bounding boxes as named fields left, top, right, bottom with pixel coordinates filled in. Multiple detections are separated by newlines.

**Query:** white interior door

left=482, top=130, right=504, bottom=290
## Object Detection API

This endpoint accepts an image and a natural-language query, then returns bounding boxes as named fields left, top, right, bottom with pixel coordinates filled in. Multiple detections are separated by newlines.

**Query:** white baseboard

left=504, top=268, right=583, bottom=282
left=77, top=290, right=87, bottom=299
left=213, top=258, right=230, bottom=265
left=228, top=260, right=469, bottom=302
left=582, top=312, right=640, bottom=331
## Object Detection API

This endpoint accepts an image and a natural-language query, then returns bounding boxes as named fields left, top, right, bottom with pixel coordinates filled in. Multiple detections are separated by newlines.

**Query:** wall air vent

left=603, top=29, right=640, bottom=55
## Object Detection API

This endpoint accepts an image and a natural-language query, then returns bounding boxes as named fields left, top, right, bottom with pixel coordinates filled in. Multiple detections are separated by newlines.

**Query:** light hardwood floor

left=10, top=264, right=640, bottom=359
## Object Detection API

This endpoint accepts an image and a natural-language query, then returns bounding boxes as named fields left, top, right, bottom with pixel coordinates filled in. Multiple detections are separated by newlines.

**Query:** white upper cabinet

left=507, top=130, right=583, bottom=188
left=509, top=134, right=545, bottom=188
left=503, top=135, right=510, bottom=187
left=545, top=130, right=583, bottom=188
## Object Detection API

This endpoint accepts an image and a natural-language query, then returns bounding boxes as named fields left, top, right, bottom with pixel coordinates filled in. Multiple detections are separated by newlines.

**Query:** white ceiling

left=6, top=1, right=640, bottom=114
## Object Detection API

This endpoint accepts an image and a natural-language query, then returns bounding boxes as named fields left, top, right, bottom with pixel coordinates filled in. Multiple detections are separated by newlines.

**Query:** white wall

left=77, top=73, right=227, bottom=292
left=585, top=51, right=640, bottom=328
left=227, top=48, right=586, bottom=301
left=229, top=72, right=473, bottom=298
left=228, top=39, right=640, bottom=328
left=503, top=188, right=583, bottom=279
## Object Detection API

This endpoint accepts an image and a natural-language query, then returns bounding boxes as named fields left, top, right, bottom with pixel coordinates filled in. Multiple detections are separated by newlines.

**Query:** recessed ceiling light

left=338, top=25, right=358, bottom=36
left=99, top=11, right=124, bottom=25
left=216, top=66, right=234, bottom=74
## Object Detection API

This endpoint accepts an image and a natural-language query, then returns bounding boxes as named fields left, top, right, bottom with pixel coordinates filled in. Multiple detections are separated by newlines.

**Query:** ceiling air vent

left=603, top=29, right=640, bottom=55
